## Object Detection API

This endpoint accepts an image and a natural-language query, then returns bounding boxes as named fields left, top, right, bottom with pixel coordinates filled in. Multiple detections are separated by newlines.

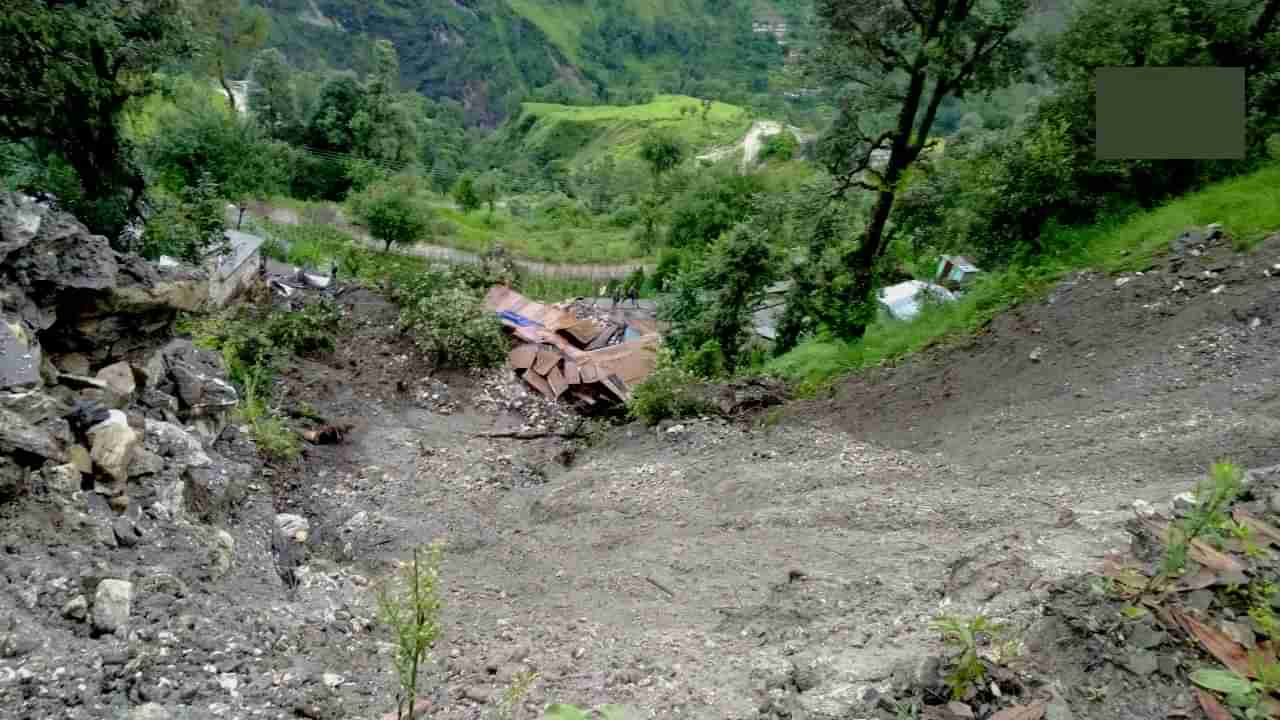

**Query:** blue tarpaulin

left=497, top=310, right=541, bottom=328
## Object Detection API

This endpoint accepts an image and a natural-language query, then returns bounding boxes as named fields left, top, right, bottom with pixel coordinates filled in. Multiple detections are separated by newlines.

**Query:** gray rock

left=92, top=579, right=133, bottom=635
left=87, top=410, right=140, bottom=489
left=0, top=192, right=46, bottom=264
left=113, top=517, right=141, bottom=548
left=1269, top=491, right=1280, bottom=516
left=0, top=389, right=71, bottom=425
left=186, top=464, right=248, bottom=523
left=1127, top=623, right=1167, bottom=650
left=140, top=389, right=178, bottom=413
left=0, top=316, right=42, bottom=390
left=0, top=406, right=63, bottom=461
left=1171, top=228, right=1206, bottom=254
left=55, top=353, right=91, bottom=376
left=272, top=514, right=311, bottom=584
left=62, top=594, right=88, bottom=621
left=95, top=362, right=137, bottom=400
left=144, top=419, right=211, bottom=466
left=0, top=455, right=27, bottom=503
left=1121, top=650, right=1159, bottom=676
left=1157, top=654, right=1179, bottom=678
left=128, top=449, right=165, bottom=478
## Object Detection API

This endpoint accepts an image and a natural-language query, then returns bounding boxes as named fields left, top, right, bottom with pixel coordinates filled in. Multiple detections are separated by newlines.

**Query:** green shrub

left=140, top=173, right=228, bottom=264
left=627, top=348, right=718, bottom=425
left=398, top=284, right=507, bottom=369
left=265, top=300, right=343, bottom=357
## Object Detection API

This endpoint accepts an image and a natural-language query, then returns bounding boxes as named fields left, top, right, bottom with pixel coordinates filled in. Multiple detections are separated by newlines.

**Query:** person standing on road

left=610, top=282, right=621, bottom=312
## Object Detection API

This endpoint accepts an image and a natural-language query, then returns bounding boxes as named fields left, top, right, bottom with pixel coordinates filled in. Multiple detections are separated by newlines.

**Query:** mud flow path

left=4, top=230, right=1278, bottom=720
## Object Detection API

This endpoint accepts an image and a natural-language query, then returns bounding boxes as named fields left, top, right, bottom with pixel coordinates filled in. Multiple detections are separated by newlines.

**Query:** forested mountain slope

left=258, top=0, right=806, bottom=125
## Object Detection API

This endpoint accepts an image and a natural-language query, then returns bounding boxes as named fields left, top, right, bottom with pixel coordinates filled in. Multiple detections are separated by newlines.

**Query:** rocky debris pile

left=474, top=368, right=582, bottom=434
left=0, top=196, right=303, bottom=719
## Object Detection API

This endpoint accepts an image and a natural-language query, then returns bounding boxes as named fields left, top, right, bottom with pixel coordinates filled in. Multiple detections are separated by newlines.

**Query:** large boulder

left=0, top=192, right=209, bottom=364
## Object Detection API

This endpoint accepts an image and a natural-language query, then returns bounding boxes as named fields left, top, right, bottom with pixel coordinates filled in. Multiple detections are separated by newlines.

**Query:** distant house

left=935, top=255, right=981, bottom=287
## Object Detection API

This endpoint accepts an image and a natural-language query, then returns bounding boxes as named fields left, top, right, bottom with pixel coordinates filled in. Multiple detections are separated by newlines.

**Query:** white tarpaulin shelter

left=877, top=280, right=956, bottom=321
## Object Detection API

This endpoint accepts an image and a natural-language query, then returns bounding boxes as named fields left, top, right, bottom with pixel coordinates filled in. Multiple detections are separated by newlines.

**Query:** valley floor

left=3, top=231, right=1279, bottom=720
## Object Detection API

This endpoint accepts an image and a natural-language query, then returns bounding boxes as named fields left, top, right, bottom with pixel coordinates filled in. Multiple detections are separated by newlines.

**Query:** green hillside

left=500, top=94, right=753, bottom=169
left=257, top=0, right=800, bottom=126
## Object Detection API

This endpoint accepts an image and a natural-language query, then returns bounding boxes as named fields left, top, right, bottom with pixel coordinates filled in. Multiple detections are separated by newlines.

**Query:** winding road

left=237, top=203, right=654, bottom=281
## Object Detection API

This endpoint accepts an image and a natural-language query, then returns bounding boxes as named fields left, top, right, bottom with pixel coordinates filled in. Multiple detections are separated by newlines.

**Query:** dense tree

left=639, top=130, right=687, bottom=186
left=808, top=0, right=1030, bottom=339
left=142, top=91, right=291, bottom=228
left=351, top=40, right=419, bottom=165
left=249, top=48, right=300, bottom=141
left=349, top=175, right=434, bottom=252
left=452, top=174, right=481, bottom=214
left=661, top=219, right=779, bottom=375
left=0, top=0, right=198, bottom=238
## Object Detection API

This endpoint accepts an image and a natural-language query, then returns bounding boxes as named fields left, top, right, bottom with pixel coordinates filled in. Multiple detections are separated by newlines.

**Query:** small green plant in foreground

left=378, top=542, right=446, bottom=720
left=930, top=614, right=1006, bottom=701
left=492, top=670, right=540, bottom=720
left=1190, top=653, right=1280, bottom=719
left=1164, top=462, right=1245, bottom=574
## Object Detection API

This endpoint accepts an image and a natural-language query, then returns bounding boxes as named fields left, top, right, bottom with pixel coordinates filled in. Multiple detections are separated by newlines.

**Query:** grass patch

left=432, top=205, right=647, bottom=264
left=510, top=94, right=752, bottom=170
left=768, top=162, right=1280, bottom=391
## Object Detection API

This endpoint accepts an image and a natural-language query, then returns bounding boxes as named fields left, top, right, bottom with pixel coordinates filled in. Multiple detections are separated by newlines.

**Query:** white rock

left=321, top=672, right=343, bottom=689
left=93, top=579, right=133, bottom=635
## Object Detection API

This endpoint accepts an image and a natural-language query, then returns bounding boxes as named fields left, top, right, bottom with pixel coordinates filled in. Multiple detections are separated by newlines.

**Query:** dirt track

left=5, top=230, right=1280, bottom=719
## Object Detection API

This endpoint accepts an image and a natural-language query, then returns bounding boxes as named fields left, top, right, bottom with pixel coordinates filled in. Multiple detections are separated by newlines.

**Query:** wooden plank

left=532, top=348, right=561, bottom=375
left=578, top=362, right=599, bottom=383
left=562, top=360, right=581, bottom=385
left=521, top=369, right=556, bottom=399
left=560, top=319, right=605, bottom=347
left=546, top=365, right=568, bottom=399
left=508, top=344, right=537, bottom=370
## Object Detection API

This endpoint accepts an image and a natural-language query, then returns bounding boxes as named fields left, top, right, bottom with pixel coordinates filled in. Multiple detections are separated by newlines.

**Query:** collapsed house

left=484, top=286, right=661, bottom=409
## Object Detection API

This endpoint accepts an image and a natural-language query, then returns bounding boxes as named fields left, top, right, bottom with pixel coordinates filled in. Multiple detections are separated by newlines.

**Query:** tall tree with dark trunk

left=811, top=0, right=1029, bottom=339
left=0, top=1, right=197, bottom=239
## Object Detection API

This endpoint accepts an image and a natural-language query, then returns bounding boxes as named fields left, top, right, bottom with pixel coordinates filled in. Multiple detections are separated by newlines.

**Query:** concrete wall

left=208, top=230, right=264, bottom=308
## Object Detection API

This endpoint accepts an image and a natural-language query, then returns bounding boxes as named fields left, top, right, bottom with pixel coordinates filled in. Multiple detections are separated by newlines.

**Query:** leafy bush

left=758, top=131, right=798, bottom=163
left=265, top=300, right=343, bottom=357
left=626, top=349, right=718, bottom=425
left=398, top=284, right=507, bottom=369
left=139, top=173, right=228, bottom=264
